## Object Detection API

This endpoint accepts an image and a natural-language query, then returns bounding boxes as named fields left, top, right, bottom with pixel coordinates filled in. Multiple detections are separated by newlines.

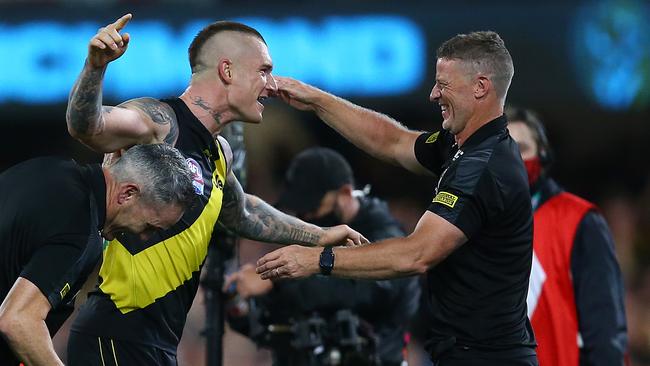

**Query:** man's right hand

left=88, top=13, right=132, bottom=68
left=318, top=225, right=369, bottom=247
left=274, top=76, right=324, bottom=112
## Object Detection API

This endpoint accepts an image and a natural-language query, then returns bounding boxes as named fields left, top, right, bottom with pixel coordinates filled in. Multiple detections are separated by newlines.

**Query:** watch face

left=321, top=252, right=334, bottom=267
left=320, top=247, right=334, bottom=274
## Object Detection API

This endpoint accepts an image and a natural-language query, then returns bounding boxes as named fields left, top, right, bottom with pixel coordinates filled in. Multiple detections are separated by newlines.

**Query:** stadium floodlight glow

left=0, top=16, right=425, bottom=105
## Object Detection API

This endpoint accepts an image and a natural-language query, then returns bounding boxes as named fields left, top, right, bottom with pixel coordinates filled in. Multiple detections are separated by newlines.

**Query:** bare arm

left=256, top=210, right=466, bottom=280
left=66, top=14, right=177, bottom=152
left=218, top=171, right=366, bottom=247
left=0, top=278, right=63, bottom=366
left=275, top=76, right=431, bottom=175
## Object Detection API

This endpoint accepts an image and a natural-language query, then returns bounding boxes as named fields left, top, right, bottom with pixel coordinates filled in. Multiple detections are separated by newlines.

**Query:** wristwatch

left=319, top=246, right=335, bottom=275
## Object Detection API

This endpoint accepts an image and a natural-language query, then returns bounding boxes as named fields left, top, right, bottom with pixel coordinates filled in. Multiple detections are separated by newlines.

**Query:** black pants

left=67, top=331, right=177, bottom=366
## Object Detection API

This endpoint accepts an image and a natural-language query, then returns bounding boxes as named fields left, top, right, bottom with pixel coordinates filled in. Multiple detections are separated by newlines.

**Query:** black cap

left=277, top=147, right=354, bottom=214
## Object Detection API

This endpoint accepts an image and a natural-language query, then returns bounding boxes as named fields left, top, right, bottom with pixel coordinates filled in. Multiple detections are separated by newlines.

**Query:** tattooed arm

left=66, top=14, right=178, bottom=152
left=218, top=171, right=367, bottom=247
left=218, top=171, right=322, bottom=246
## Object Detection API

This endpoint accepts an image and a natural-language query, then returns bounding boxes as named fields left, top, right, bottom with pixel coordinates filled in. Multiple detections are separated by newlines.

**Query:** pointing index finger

left=113, top=13, right=132, bottom=31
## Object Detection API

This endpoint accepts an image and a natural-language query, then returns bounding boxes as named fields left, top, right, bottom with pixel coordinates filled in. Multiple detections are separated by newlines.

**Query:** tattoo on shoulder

left=123, top=97, right=175, bottom=126
left=122, top=98, right=178, bottom=145
left=164, top=118, right=179, bottom=145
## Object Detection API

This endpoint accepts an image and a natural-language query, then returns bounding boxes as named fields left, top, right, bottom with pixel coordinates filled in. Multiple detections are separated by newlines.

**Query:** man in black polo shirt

left=257, top=31, right=537, bottom=365
left=0, top=144, right=195, bottom=366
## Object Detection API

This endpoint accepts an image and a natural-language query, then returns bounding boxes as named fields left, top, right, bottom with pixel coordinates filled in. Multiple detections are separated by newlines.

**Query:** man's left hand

left=256, top=245, right=321, bottom=280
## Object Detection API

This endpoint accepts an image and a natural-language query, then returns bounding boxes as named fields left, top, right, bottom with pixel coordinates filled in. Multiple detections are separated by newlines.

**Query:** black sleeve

left=571, top=211, right=628, bottom=366
left=428, top=163, right=502, bottom=239
left=20, top=234, right=90, bottom=309
left=413, top=131, right=447, bottom=176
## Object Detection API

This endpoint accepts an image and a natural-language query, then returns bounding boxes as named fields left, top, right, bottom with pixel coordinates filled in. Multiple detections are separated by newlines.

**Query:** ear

left=475, top=76, right=490, bottom=99
left=117, top=183, right=140, bottom=205
left=217, top=59, right=233, bottom=84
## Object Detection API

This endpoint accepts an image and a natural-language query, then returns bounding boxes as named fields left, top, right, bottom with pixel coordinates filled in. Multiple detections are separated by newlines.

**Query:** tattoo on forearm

left=190, top=96, right=222, bottom=126
left=218, top=173, right=322, bottom=246
left=66, top=64, right=106, bottom=135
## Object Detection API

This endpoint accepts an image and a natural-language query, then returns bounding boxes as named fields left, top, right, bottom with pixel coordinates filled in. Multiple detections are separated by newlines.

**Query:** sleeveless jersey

left=71, top=98, right=227, bottom=352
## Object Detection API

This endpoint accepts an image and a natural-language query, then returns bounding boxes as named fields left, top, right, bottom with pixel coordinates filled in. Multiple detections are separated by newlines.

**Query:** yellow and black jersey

left=71, top=98, right=227, bottom=353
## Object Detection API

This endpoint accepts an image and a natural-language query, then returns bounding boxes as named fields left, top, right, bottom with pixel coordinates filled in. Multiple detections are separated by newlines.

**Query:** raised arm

left=66, top=14, right=176, bottom=152
left=275, top=76, right=431, bottom=175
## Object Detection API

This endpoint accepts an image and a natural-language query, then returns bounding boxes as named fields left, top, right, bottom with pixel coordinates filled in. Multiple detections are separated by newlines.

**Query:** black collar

left=84, top=164, right=107, bottom=230
left=460, top=114, right=508, bottom=150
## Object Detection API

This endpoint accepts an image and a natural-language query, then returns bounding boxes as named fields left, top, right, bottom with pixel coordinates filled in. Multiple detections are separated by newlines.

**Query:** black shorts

left=67, top=331, right=177, bottom=366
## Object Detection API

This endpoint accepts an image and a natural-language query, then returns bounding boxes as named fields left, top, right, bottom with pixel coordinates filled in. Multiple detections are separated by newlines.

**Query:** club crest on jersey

left=186, top=158, right=204, bottom=195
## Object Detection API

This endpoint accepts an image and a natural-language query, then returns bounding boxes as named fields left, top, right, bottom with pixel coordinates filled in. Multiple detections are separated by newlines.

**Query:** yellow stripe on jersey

left=98, top=147, right=227, bottom=314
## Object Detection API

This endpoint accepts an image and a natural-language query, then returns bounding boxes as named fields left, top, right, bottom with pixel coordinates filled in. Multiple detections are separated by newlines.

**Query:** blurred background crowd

left=0, top=0, right=648, bottom=365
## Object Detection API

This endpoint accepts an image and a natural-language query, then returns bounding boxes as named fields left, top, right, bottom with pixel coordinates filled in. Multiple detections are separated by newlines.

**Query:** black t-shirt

left=0, top=157, right=105, bottom=364
left=413, top=116, right=536, bottom=354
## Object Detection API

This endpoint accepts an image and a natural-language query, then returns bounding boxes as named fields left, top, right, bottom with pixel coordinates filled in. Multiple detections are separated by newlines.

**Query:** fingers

left=359, top=234, right=369, bottom=244
left=256, top=250, right=281, bottom=269
left=95, top=31, right=119, bottom=50
left=91, top=15, right=131, bottom=51
left=112, top=13, right=132, bottom=31
left=256, top=257, right=284, bottom=275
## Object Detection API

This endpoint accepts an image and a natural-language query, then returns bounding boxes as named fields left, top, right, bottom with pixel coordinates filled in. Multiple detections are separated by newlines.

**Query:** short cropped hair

left=188, top=21, right=266, bottom=73
left=109, top=144, right=195, bottom=210
left=437, top=31, right=514, bottom=100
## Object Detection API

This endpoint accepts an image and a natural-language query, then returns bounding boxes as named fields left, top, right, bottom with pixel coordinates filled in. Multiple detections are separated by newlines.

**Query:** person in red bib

left=506, top=107, right=628, bottom=366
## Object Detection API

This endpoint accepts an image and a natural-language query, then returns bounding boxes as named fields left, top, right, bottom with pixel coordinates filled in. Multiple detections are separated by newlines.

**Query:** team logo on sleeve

left=425, top=131, right=440, bottom=143
left=433, top=191, right=458, bottom=208
left=186, top=158, right=205, bottom=195
left=60, top=283, right=71, bottom=299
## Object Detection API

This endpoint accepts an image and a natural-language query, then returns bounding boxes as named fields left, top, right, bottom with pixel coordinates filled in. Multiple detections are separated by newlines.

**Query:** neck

left=179, top=79, right=234, bottom=136
left=101, top=168, right=118, bottom=234
left=455, top=103, right=503, bottom=146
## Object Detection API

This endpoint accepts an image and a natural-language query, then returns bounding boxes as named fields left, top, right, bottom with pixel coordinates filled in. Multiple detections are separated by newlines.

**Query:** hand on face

left=273, top=76, right=321, bottom=112
left=88, top=13, right=132, bottom=68
left=318, top=224, right=369, bottom=247
left=256, top=245, right=320, bottom=280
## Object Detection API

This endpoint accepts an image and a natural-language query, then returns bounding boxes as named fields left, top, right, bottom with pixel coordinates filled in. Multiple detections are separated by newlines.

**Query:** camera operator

left=225, top=147, right=420, bottom=366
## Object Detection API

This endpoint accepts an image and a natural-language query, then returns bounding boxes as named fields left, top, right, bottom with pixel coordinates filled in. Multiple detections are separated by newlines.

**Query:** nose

left=430, top=84, right=441, bottom=103
left=266, top=74, right=278, bottom=93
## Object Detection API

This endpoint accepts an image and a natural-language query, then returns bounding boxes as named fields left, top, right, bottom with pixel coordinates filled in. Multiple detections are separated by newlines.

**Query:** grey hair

left=108, top=144, right=196, bottom=210
left=437, top=31, right=514, bottom=101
